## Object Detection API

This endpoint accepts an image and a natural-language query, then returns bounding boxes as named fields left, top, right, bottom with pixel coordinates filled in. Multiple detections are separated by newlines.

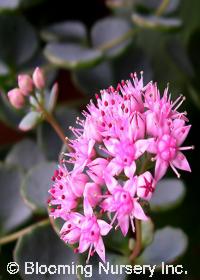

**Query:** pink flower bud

left=18, top=74, right=33, bottom=96
left=84, top=182, right=101, bottom=207
left=7, top=88, right=25, bottom=109
left=70, top=173, right=89, bottom=197
left=137, top=172, right=156, bottom=201
left=32, top=67, right=45, bottom=89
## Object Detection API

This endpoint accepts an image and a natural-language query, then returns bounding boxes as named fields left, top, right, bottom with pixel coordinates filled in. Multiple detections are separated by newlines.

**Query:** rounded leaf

left=132, top=13, right=182, bottom=30
left=50, top=217, right=64, bottom=236
left=44, top=42, right=103, bottom=69
left=5, top=139, right=46, bottom=171
left=141, top=219, right=154, bottom=248
left=91, top=16, right=133, bottom=58
left=104, top=228, right=130, bottom=255
left=136, top=226, right=188, bottom=266
left=150, top=179, right=186, bottom=212
left=135, top=0, right=180, bottom=15
left=0, top=61, right=9, bottom=76
left=0, top=0, right=19, bottom=11
left=41, top=21, right=87, bottom=43
left=0, top=15, right=38, bottom=67
left=0, top=164, right=31, bottom=235
left=14, top=223, right=78, bottom=280
left=21, top=162, right=56, bottom=214
left=19, top=111, right=42, bottom=131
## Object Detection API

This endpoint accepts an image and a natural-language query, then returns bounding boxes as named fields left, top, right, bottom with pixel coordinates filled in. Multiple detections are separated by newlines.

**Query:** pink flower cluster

left=7, top=67, right=45, bottom=109
left=48, top=72, right=193, bottom=263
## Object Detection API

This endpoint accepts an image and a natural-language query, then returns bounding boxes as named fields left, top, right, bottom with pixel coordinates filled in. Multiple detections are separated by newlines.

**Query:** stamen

left=171, top=94, right=183, bottom=108
left=110, top=212, right=118, bottom=226
left=130, top=216, right=135, bottom=232
left=86, top=245, right=93, bottom=264
left=179, top=145, right=194, bottom=151
left=173, top=96, right=186, bottom=111
left=115, top=224, right=119, bottom=230
left=170, top=163, right=180, bottom=178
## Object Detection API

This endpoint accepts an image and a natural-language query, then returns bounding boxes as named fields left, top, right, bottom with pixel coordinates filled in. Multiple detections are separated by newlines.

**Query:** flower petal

left=78, top=235, right=90, bottom=253
left=83, top=198, right=93, bottom=216
left=95, top=237, right=106, bottom=263
left=104, top=172, right=118, bottom=193
left=172, top=152, right=191, bottom=172
left=87, top=170, right=104, bottom=184
left=124, top=177, right=137, bottom=196
left=62, top=228, right=81, bottom=244
left=100, top=196, right=115, bottom=212
left=97, top=219, right=112, bottom=236
left=88, top=139, right=96, bottom=156
left=107, top=158, right=123, bottom=176
left=173, top=125, right=191, bottom=146
left=155, top=157, right=169, bottom=181
left=134, top=200, right=148, bottom=221
left=118, top=215, right=129, bottom=236
left=124, top=161, right=136, bottom=178
left=103, top=138, right=119, bottom=155
left=134, top=139, right=152, bottom=159
left=146, top=138, right=157, bottom=154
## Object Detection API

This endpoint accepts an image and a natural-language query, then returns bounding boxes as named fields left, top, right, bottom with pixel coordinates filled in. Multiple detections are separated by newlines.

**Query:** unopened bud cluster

left=7, top=67, right=45, bottom=109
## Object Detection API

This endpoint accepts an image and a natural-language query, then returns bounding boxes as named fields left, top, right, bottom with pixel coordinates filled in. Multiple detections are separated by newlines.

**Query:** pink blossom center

left=114, top=189, right=133, bottom=215
left=157, top=134, right=177, bottom=161
left=82, top=217, right=100, bottom=242
left=115, top=141, right=135, bottom=165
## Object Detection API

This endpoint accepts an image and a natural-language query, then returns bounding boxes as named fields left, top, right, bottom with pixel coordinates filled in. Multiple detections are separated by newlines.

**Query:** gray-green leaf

left=0, top=15, right=38, bottom=67
left=21, top=162, right=56, bottom=214
left=0, top=0, right=20, bottom=11
left=19, top=111, right=42, bottom=131
left=0, top=164, right=31, bottom=235
left=91, top=16, right=133, bottom=58
left=150, top=179, right=186, bottom=212
left=132, top=13, right=182, bottom=30
left=44, top=42, right=103, bottom=69
left=14, top=223, right=78, bottom=280
left=135, top=0, right=180, bottom=15
left=136, top=227, right=188, bottom=266
left=41, top=21, right=87, bottom=43
left=5, top=139, right=46, bottom=171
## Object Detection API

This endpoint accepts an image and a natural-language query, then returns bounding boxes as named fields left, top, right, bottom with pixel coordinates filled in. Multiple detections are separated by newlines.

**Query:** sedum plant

left=0, top=0, right=198, bottom=278
left=2, top=67, right=192, bottom=275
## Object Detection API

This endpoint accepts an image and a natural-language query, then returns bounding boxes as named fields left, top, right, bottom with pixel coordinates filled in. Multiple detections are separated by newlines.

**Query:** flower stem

left=98, top=0, right=170, bottom=53
left=155, top=0, right=170, bottom=16
left=38, top=103, right=72, bottom=152
left=130, top=155, right=150, bottom=261
left=0, top=218, right=49, bottom=245
left=129, top=219, right=142, bottom=261
left=98, top=29, right=138, bottom=52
